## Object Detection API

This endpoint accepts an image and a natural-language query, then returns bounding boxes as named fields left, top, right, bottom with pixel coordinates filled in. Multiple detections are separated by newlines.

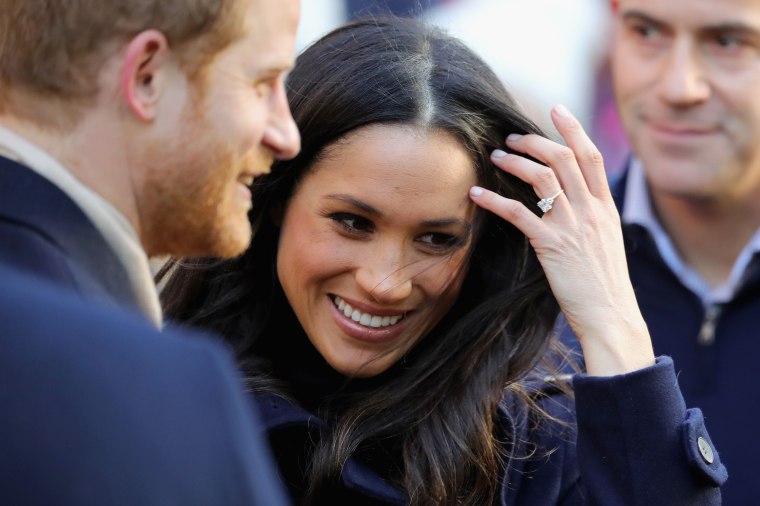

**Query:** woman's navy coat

left=253, top=357, right=726, bottom=505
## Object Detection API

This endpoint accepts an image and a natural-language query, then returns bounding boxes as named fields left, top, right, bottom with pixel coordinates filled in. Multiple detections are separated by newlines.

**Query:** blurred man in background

left=607, top=0, right=760, bottom=501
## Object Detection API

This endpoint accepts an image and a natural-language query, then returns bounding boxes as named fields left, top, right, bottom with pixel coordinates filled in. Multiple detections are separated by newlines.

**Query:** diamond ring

left=537, top=189, right=564, bottom=214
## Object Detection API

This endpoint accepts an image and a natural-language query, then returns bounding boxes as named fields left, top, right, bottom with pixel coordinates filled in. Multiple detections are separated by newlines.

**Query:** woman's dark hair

left=160, top=17, right=564, bottom=505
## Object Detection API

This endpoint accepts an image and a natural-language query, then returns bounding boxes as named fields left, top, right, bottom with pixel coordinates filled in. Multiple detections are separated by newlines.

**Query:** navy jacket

left=0, top=267, right=289, bottom=505
left=0, top=155, right=289, bottom=504
left=609, top=167, right=760, bottom=504
left=0, top=155, right=140, bottom=313
left=253, top=356, right=725, bottom=504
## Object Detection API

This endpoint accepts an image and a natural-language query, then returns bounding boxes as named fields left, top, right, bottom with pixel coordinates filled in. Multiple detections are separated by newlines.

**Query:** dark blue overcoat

left=0, top=155, right=288, bottom=505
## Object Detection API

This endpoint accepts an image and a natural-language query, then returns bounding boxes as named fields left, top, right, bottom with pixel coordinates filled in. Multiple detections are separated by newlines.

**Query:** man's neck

left=650, top=189, right=760, bottom=287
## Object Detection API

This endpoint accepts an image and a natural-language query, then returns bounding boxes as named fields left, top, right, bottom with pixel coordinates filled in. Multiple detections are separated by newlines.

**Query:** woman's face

left=276, top=124, right=478, bottom=377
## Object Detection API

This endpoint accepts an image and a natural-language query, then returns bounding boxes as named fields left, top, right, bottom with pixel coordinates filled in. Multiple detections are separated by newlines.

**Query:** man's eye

left=632, top=23, right=660, bottom=39
left=711, top=33, right=753, bottom=53
left=716, top=34, right=741, bottom=48
left=639, top=26, right=656, bottom=38
left=705, top=32, right=760, bottom=60
left=253, top=81, right=272, bottom=97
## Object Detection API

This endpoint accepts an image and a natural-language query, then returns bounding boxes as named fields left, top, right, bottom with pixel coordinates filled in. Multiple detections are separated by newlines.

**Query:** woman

left=160, top=18, right=725, bottom=505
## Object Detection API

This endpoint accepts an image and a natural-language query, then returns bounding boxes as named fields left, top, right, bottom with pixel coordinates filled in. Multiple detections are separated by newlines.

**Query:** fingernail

left=506, top=133, right=522, bottom=142
left=554, top=104, right=571, bottom=118
left=491, top=149, right=508, bottom=158
left=470, top=186, right=484, bottom=197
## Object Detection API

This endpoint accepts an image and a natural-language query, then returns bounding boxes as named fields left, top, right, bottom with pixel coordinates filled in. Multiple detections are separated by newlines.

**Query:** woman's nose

left=355, top=259, right=413, bottom=304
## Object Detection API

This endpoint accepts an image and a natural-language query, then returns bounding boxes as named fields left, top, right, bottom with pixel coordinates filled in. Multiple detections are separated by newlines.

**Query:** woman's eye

left=330, top=213, right=374, bottom=233
left=418, top=232, right=461, bottom=250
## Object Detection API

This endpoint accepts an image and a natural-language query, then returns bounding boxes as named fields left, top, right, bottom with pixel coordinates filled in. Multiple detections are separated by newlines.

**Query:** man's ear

left=120, top=29, right=171, bottom=122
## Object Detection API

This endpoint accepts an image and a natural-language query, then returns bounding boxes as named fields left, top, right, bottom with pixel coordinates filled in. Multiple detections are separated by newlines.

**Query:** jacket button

left=697, top=436, right=714, bottom=464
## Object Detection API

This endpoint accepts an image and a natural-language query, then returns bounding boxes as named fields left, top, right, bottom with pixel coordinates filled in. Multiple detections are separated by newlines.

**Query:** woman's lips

left=329, top=295, right=410, bottom=343
left=333, top=295, right=405, bottom=327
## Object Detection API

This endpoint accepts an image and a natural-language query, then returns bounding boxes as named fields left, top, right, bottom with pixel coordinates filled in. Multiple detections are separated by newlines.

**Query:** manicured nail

left=554, top=104, right=571, bottom=118
left=470, top=186, right=484, bottom=197
left=491, top=149, right=508, bottom=158
left=506, top=133, right=522, bottom=142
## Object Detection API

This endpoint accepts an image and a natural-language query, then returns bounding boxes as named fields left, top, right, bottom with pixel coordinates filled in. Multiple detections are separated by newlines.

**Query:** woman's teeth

left=333, top=296, right=405, bottom=328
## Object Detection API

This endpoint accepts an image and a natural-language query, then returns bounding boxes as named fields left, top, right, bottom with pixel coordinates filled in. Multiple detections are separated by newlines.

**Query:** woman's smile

left=332, top=295, right=406, bottom=328
left=328, top=294, right=411, bottom=345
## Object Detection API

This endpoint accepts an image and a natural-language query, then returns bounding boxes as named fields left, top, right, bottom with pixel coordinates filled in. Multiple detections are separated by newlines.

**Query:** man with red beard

left=0, top=0, right=300, bottom=322
left=595, top=0, right=760, bottom=501
left=0, top=0, right=300, bottom=504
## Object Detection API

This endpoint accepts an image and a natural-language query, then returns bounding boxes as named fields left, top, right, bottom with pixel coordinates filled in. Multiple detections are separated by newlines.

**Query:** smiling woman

left=276, top=124, right=476, bottom=378
left=159, top=17, right=724, bottom=506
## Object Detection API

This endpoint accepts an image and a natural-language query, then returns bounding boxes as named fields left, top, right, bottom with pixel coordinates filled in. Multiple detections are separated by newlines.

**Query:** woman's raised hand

left=469, top=105, right=655, bottom=376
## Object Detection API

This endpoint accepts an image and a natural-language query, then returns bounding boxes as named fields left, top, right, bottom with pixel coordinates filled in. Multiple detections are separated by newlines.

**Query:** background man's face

left=612, top=0, right=760, bottom=204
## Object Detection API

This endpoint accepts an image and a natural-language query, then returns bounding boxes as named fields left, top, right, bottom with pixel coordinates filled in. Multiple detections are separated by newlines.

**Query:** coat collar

left=0, top=156, right=140, bottom=313
left=253, top=391, right=531, bottom=505
left=252, top=392, right=407, bottom=504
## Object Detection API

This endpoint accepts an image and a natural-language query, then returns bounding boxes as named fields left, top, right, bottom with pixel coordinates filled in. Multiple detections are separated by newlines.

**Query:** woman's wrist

left=575, top=313, right=655, bottom=376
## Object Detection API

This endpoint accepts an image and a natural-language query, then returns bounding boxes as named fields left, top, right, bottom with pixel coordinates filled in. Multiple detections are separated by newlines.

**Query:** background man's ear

left=120, top=29, right=171, bottom=121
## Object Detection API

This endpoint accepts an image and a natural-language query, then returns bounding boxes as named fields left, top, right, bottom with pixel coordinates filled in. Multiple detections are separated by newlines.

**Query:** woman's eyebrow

left=419, top=218, right=471, bottom=233
left=325, top=193, right=472, bottom=231
left=324, top=194, right=382, bottom=216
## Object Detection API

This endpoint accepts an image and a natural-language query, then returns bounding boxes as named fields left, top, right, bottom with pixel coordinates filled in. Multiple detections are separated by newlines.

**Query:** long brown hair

left=161, top=18, right=566, bottom=505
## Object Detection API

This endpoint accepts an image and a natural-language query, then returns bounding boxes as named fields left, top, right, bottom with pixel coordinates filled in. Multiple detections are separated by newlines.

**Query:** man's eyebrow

left=700, top=22, right=760, bottom=38
left=621, top=10, right=668, bottom=30
left=622, top=10, right=760, bottom=38
left=256, top=65, right=292, bottom=78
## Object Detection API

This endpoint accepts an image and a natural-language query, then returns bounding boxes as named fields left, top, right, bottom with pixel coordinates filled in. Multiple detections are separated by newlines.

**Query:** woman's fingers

left=550, top=105, right=611, bottom=199
left=501, top=136, right=587, bottom=204
left=473, top=106, right=655, bottom=375
left=490, top=149, right=567, bottom=213
left=468, top=186, right=545, bottom=237
left=500, top=105, right=612, bottom=203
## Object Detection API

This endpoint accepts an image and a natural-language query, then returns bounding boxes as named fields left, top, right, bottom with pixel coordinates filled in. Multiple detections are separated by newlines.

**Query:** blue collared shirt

left=621, top=158, right=760, bottom=306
